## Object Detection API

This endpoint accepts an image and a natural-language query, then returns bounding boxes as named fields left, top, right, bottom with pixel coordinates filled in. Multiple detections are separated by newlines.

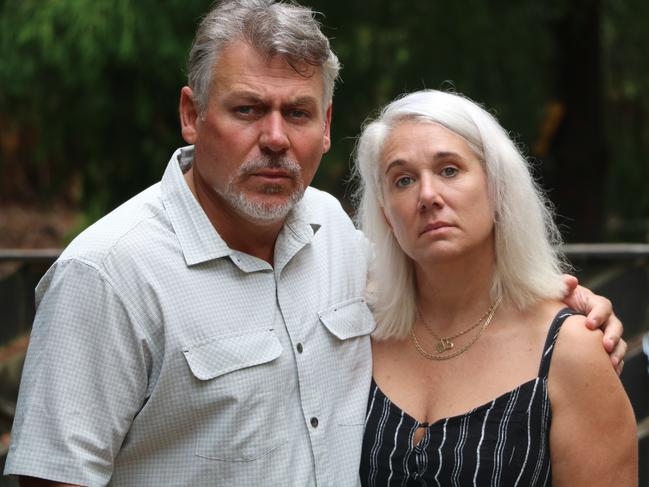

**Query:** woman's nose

left=418, top=176, right=442, bottom=211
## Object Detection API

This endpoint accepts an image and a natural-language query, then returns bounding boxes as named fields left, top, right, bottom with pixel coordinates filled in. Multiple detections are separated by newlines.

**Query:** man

left=4, top=1, right=623, bottom=486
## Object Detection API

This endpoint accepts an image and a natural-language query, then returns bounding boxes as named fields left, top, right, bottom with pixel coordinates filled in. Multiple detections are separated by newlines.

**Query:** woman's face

left=379, top=120, right=495, bottom=266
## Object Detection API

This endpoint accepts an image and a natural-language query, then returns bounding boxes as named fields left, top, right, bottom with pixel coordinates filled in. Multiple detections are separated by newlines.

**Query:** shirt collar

left=161, top=146, right=322, bottom=267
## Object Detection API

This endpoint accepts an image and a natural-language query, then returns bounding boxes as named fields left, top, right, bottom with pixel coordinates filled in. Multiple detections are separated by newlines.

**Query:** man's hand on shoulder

left=560, top=274, right=626, bottom=374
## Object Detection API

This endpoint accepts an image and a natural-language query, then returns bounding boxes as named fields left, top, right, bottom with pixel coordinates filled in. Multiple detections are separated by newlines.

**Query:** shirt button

left=296, top=343, right=303, bottom=354
left=310, top=417, right=319, bottom=428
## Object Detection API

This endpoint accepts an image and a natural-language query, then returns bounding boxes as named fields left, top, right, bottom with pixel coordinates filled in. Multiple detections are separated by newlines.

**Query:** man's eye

left=287, top=109, right=309, bottom=119
left=395, top=176, right=414, bottom=188
left=441, top=166, right=459, bottom=177
left=235, top=106, right=253, bottom=115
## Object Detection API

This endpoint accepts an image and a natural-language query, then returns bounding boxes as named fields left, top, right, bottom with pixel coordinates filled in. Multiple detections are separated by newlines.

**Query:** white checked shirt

left=5, top=147, right=375, bottom=486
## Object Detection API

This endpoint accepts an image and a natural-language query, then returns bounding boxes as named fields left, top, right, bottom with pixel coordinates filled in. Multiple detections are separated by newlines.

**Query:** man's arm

left=6, top=260, right=149, bottom=485
left=561, top=274, right=626, bottom=373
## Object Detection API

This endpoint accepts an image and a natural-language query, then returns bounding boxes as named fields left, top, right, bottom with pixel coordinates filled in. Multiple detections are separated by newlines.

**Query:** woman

left=354, top=90, right=637, bottom=486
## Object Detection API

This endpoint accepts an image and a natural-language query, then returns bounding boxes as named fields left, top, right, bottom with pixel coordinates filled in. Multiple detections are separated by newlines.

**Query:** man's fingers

left=610, top=339, right=627, bottom=375
left=615, top=359, right=625, bottom=376
left=561, top=274, right=579, bottom=294
left=585, top=296, right=614, bottom=330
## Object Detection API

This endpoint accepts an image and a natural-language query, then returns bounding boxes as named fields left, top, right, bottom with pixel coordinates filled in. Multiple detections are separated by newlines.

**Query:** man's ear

left=179, top=86, right=199, bottom=144
left=322, top=103, right=332, bottom=153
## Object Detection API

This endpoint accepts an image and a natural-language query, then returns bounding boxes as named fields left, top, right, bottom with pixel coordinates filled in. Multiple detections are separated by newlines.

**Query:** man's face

left=181, top=41, right=332, bottom=224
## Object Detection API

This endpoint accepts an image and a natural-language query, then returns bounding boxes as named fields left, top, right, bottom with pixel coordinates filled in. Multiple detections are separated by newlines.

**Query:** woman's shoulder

left=511, top=300, right=596, bottom=364
left=508, top=300, right=580, bottom=338
left=526, top=300, right=589, bottom=336
left=555, top=310, right=602, bottom=358
left=546, top=301, right=609, bottom=381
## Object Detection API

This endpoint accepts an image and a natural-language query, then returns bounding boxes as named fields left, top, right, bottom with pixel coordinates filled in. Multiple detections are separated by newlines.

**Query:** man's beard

left=215, top=157, right=305, bottom=222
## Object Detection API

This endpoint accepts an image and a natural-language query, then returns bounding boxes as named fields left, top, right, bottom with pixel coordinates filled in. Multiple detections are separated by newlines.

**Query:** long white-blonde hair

left=353, top=90, right=568, bottom=340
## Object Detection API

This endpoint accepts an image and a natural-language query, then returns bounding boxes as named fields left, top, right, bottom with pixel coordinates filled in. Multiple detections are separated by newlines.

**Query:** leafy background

left=1, top=0, right=648, bottom=242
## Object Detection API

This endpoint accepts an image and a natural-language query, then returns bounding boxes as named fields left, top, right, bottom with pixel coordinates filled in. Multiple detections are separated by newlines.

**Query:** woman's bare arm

left=548, top=314, right=637, bottom=486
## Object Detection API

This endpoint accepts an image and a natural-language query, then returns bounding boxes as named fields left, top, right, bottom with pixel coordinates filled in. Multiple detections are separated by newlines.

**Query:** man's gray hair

left=353, top=90, right=568, bottom=340
left=187, top=0, right=340, bottom=114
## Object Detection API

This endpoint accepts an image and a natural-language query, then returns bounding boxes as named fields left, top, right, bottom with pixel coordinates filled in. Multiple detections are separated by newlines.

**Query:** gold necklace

left=417, top=298, right=500, bottom=353
left=410, top=297, right=502, bottom=360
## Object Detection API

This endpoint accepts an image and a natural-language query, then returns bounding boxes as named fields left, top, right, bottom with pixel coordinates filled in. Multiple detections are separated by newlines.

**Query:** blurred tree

left=541, top=0, right=608, bottom=241
left=311, top=0, right=559, bottom=207
left=0, top=0, right=647, bottom=241
left=601, top=0, right=649, bottom=240
left=0, top=0, right=208, bottom=216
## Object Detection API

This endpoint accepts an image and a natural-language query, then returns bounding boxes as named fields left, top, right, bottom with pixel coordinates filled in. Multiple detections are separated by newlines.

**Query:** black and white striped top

left=360, top=308, right=577, bottom=487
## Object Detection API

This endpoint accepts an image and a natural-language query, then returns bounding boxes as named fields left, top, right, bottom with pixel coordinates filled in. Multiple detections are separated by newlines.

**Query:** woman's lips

left=419, top=221, right=452, bottom=236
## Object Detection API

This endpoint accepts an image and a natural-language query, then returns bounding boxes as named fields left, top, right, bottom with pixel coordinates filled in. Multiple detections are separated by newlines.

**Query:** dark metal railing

left=0, top=249, right=61, bottom=263
left=1, top=243, right=649, bottom=262
left=562, top=243, right=649, bottom=259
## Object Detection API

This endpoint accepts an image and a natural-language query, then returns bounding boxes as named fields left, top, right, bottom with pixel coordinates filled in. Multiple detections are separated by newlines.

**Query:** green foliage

left=602, top=0, right=649, bottom=229
left=310, top=0, right=563, bottom=199
left=0, top=0, right=210, bottom=209
left=0, top=0, right=647, bottom=240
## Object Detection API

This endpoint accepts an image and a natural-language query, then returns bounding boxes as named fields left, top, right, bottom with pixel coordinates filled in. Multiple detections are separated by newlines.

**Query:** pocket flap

left=318, top=297, right=376, bottom=340
left=183, top=329, right=282, bottom=380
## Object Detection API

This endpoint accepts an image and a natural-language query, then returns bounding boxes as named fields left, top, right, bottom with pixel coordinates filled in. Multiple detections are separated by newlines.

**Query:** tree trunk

left=545, top=0, right=607, bottom=242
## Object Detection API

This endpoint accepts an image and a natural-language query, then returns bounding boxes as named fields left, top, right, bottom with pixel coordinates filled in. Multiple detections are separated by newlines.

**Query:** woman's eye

left=441, top=166, right=459, bottom=177
left=395, top=176, right=414, bottom=188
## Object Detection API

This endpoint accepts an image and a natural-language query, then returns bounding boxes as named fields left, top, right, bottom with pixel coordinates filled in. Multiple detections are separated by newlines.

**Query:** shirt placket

left=274, top=228, right=335, bottom=487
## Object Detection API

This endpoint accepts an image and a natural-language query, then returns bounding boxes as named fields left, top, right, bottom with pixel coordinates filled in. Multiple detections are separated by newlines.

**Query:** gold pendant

left=436, top=338, right=454, bottom=353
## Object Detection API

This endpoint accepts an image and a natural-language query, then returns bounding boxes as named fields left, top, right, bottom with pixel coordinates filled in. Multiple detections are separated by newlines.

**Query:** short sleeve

left=4, top=259, right=150, bottom=486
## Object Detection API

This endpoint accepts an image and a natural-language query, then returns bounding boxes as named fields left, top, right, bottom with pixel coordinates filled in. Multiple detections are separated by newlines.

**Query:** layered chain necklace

left=410, top=296, right=502, bottom=360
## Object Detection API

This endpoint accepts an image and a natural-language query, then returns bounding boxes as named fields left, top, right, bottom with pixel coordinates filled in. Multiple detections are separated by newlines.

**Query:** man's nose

left=259, top=111, right=290, bottom=154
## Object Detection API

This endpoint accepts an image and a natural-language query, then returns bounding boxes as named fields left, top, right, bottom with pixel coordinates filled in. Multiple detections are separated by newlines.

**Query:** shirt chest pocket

left=182, top=329, right=288, bottom=462
left=317, top=297, right=376, bottom=339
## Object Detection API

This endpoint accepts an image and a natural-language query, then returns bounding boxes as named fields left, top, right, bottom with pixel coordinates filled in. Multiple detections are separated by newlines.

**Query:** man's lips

left=419, top=221, right=452, bottom=236
left=250, top=169, right=294, bottom=180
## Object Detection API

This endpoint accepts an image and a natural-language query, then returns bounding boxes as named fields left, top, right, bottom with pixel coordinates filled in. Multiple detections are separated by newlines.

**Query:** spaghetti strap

left=537, top=308, right=581, bottom=378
